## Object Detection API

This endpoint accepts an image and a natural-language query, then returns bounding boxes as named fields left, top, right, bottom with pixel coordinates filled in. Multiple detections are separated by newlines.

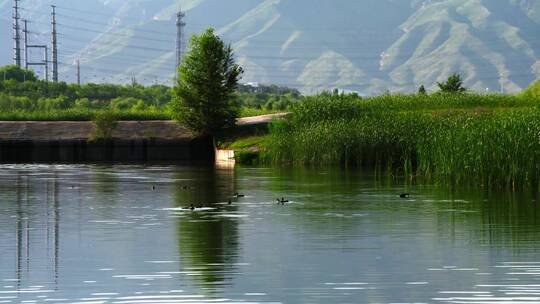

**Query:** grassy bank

left=265, top=92, right=540, bottom=188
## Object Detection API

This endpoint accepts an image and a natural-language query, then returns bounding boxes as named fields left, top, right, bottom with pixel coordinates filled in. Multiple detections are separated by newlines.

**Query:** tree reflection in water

left=173, top=165, right=240, bottom=289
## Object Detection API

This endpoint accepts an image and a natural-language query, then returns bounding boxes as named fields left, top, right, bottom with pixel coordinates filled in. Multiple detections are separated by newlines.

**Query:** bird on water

left=400, top=193, right=410, bottom=198
left=277, top=197, right=289, bottom=205
left=234, top=192, right=245, bottom=198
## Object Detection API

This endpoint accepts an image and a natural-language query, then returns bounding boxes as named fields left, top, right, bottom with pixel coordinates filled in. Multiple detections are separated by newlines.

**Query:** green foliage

left=236, top=92, right=298, bottom=112
left=110, top=97, right=144, bottom=111
left=227, top=136, right=268, bottom=150
left=235, top=151, right=260, bottom=165
left=172, top=28, right=244, bottom=136
left=291, top=92, right=361, bottom=126
left=91, top=111, right=118, bottom=140
left=0, top=77, right=172, bottom=107
left=238, top=83, right=300, bottom=96
left=0, top=65, right=37, bottom=82
left=221, top=136, right=270, bottom=165
left=418, top=85, right=426, bottom=95
left=521, top=80, right=540, bottom=99
left=0, top=62, right=295, bottom=122
left=437, top=74, right=467, bottom=93
left=268, top=92, right=540, bottom=188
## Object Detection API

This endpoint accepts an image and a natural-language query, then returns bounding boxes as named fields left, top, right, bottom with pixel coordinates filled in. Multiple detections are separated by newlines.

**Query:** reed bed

left=267, top=93, right=540, bottom=187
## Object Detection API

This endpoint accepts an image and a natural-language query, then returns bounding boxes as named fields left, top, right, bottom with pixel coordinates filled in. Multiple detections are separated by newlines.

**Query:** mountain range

left=0, top=0, right=539, bottom=94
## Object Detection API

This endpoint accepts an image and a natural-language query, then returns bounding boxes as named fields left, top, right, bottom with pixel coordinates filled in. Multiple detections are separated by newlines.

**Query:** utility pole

left=76, top=59, right=80, bottom=86
left=13, top=0, right=21, bottom=67
left=499, top=71, right=505, bottom=94
left=175, top=8, right=186, bottom=73
left=51, top=5, right=58, bottom=82
left=44, top=46, right=49, bottom=82
left=23, top=19, right=28, bottom=69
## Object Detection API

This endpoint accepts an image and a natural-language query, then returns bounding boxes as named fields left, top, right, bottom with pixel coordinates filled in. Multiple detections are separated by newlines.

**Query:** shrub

left=90, top=111, right=118, bottom=140
left=521, top=80, right=540, bottom=100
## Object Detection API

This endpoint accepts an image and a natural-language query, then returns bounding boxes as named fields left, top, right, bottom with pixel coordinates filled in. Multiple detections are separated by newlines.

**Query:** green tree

left=172, top=28, right=243, bottom=136
left=437, top=73, right=467, bottom=93
left=418, top=84, right=426, bottom=95
left=0, top=65, right=37, bottom=82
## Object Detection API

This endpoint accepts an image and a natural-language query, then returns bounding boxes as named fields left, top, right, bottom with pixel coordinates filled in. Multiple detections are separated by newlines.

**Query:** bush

left=38, top=95, right=72, bottom=111
left=521, top=80, right=540, bottom=100
left=110, top=97, right=144, bottom=111
left=90, top=111, right=118, bottom=140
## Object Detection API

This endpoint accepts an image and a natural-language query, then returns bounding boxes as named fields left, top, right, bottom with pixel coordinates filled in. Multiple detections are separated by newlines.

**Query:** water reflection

left=91, top=166, right=118, bottom=196
left=2, top=165, right=540, bottom=303
left=15, top=174, right=23, bottom=289
left=53, top=176, right=60, bottom=288
left=11, top=173, right=61, bottom=291
left=262, top=167, right=540, bottom=252
left=174, top=166, right=240, bottom=289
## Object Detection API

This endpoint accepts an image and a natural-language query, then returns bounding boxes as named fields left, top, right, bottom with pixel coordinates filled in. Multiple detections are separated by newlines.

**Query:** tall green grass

left=267, top=92, right=540, bottom=188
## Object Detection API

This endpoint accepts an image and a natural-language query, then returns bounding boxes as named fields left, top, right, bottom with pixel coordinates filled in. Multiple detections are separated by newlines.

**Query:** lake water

left=1, top=164, right=540, bottom=304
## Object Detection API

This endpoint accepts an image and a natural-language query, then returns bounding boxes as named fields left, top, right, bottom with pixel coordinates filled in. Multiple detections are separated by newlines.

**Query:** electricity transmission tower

left=175, top=8, right=186, bottom=73
left=51, top=5, right=58, bottom=82
left=23, top=19, right=28, bottom=69
left=77, top=59, right=80, bottom=85
left=12, top=0, right=21, bottom=67
left=24, top=20, right=49, bottom=81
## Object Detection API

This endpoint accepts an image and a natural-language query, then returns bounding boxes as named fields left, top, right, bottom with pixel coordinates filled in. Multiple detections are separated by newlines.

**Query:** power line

left=55, top=13, right=176, bottom=37
left=57, top=24, right=174, bottom=43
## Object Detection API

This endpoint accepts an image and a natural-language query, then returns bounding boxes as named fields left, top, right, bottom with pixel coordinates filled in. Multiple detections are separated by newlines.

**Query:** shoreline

left=0, top=114, right=287, bottom=163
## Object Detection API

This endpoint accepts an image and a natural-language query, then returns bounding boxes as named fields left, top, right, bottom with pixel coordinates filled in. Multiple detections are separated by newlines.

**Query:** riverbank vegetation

left=263, top=84, right=540, bottom=188
left=0, top=65, right=299, bottom=121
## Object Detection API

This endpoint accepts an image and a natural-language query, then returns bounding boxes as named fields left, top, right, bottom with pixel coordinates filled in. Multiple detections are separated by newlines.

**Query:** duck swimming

left=234, top=192, right=245, bottom=198
left=277, top=197, right=289, bottom=205
left=399, top=193, right=410, bottom=198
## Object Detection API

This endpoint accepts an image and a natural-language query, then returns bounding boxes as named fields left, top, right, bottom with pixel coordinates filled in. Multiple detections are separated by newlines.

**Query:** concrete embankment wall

left=0, top=114, right=288, bottom=163
left=0, top=121, right=214, bottom=162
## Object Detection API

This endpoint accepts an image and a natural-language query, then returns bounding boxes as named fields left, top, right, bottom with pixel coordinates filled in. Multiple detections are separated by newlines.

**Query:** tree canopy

left=172, top=28, right=243, bottom=136
left=437, top=74, right=467, bottom=93
left=418, top=85, right=427, bottom=95
left=0, top=65, right=37, bottom=82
